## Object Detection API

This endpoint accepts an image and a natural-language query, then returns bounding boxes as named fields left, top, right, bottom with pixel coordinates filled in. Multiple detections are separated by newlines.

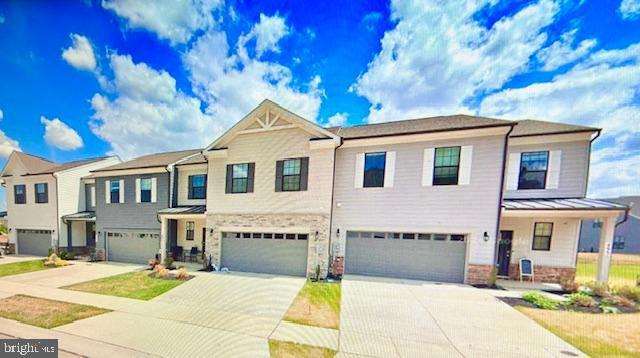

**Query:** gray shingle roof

left=28, top=157, right=111, bottom=175
left=502, top=198, right=628, bottom=211
left=176, top=153, right=206, bottom=166
left=510, top=120, right=599, bottom=137
left=94, top=149, right=202, bottom=172
left=9, top=152, right=56, bottom=175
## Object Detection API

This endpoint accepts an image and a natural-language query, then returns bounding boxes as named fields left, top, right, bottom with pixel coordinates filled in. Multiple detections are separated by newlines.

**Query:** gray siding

left=85, top=183, right=96, bottom=211
left=95, top=173, right=170, bottom=233
left=579, top=216, right=640, bottom=254
left=505, top=140, right=590, bottom=199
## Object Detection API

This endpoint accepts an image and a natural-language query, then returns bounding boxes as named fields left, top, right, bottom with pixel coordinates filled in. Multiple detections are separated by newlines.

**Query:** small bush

left=175, top=268, right=190, bottom=280
left=585, top=281, right=610, bottom=298
left=559, top=277, right=579, bottom=293
left=164, top=256, right=174, bottom=269
left=567, top=292, right=597, bottom=308
left=157, top=268, right=170, bottom=278
left=153, top=264, right=165, bottom=273
left=47, top=248, right=55, bottom=257
left=602, top=295, right=636, bottom=308
left=522, top=292, right=561, bottom=310
left=44, top=253, right=69, bottom=267
left=615, top=286, right=640, bottom=303
left=148, top=258, right=159, bottom=270
left=58, top=251, right=69, bottom=260
left=599, top=304, right=621, bottom=314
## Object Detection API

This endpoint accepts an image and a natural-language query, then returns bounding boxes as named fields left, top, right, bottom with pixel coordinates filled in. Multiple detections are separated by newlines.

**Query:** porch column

left=160, top=216, right=168, bottom=263
left=596, top=216, right=616, bottom=283
left=66, top=221, right=72, bottom=251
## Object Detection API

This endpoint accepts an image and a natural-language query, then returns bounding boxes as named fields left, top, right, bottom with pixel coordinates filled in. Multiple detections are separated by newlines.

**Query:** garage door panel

left=17, top=230, right=52, bottom=256
left=345, top=234, right=466, bottom=283
left=221, top=237, right=308, bottom=276
left=107, top=233, right=160, bottom=264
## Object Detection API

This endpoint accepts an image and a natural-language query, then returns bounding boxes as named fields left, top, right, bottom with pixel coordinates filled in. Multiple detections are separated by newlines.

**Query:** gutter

left=615, top=203, right=632, bottom=228
left=584, top=129, right=602, bottom=196
left=493, top=125, right=515, bottom=268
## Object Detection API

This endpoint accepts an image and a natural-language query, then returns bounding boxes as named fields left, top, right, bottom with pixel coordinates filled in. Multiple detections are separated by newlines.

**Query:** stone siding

left=205, top=213, right=331, bottom=278
left=508, top=264, right=576, bottom=283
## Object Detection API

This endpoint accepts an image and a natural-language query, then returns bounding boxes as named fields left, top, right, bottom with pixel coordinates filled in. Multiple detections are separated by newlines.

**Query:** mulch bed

left=499, top=296, right=639, bottom=314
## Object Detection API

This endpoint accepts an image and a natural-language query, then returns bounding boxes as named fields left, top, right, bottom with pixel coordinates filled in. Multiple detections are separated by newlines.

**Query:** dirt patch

left=0, top=295, right=110, bottom=328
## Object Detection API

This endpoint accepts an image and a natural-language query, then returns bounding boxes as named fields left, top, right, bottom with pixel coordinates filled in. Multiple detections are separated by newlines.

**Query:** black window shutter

left=203, top=174, right=208, bottom=199
left=225, top=165, right=233, bottom=193
left=275, top=160, right=284, bottom=192
left=300, top=157, right=309, bottom=191
left=44, top=183, right=48, bottom=203
left=187, top=176, right=194, bottom=199
left=34, top=184, right=38, bottom=202
left=247, top=163, right=255, bottom=193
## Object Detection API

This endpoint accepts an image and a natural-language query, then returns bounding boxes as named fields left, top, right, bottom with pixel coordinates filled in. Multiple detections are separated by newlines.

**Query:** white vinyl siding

left=105, top=180, right=111, bottom=204
left=135, top=178, right=141, bottom=203
left=422, top=148, right=435, bottom=186
left=90, top=186, right=96, bottom=207
left=458, top=145, right=473, bottom=185
left=383, top=151, right=395, bottom=188
left=151, top=177, right=157, bottom=203
left=546, top=150, right=562, bottom=189
left=354, top=153, right=364, bottom=188
left=506, top=153, right=520, bottom=191
left=119, top=179, right=125, bottom=203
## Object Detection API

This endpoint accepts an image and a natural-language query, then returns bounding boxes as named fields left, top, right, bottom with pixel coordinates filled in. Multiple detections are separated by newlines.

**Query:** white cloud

left=325, top=112, right=348, bottom=127
left=102, top=0, right=223, bottom=45
left=90, top=54, right=216, bottom=159
left=0, top=130, right=20, bottom=157
left=620, top=0, right=640, bottom=20
left=536, top=29, right=597, bottom=71
left=0, top=108, right=3, bottom=120
left=238, top=14, right=290, bottom=57
left=61, top=34, right=97, bottom=71
left=352, top=0, right=559, bottom=123
left=40, top=116, right=84, bottom=150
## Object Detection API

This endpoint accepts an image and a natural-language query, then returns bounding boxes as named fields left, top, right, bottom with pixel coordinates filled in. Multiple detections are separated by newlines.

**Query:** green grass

left=269, top=340, right=335, bottom=358
left=575, top=261, right=640, bottom=286
left=0, top=260, right=49, bottom=278
left=283, top=281, right=341, bottom=329
left=63, top=271, right=185, bottom=300
left=0, top=295, right=110, bottom=329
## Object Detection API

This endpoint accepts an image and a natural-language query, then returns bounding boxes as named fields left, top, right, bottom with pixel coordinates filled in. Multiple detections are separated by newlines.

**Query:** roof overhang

left=509, top=131, right=596, bottom=146
left=91, top=166, right=168, bottom=177
left=62, top=211, right=96, bottom=222
left=158, top=206, right=206, bottom=219
left=502, top=198, right=628, bottom=219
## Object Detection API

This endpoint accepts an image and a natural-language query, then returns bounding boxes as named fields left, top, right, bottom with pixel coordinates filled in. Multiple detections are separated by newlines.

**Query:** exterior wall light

left=483, top=232, right=490, bottom=242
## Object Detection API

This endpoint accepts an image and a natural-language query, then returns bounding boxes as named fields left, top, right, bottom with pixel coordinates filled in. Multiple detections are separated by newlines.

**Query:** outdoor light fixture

left=209, top=228, right=214, bottom=234
left=483, top=232, right=489, bottom=242
left=336, top=228, right=340, bottom=236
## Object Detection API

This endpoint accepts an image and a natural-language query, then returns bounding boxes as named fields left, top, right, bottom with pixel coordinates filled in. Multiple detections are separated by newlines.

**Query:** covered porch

left=499, top=198, right=628, bottom=283
left=158, top=206, right=207, bottom=266
left=61, top=211, right=96, bottom=256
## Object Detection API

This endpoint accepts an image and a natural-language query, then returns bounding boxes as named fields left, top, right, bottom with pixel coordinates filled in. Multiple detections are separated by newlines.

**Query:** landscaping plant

left=615, top=285, right=640, bottom=303
left=599, top=304, right=621, bottom=314
left=522, top=292, right=561, bottom=310
left=559, top=276, right=579, bottom=293
left=175, top=268, right=190, bottom=280
left=585, top=281, right=610, bottom=297
left=148, top=258, right=159, bottom=270
left=44, top=253, right=68, bottom=267
left=601, top=295, right=636, bottom=308
left=567, top=292, right=597, bottom=308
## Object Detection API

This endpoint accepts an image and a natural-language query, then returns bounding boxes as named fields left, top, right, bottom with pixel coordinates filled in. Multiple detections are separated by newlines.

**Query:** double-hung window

left=14, top=185, right=26, bottom=204
left=532, top=222, right=553, bottom=251
left=110, top=180, right=120, bottom=203
left=364, top=152, right=386, bottom=188
left=519, top=151, right=548, bottom=189
left=186, top=221, right=195, bottom=241
left=433, top=146, right=461, bottom=185
left=282, top=159, right=301, bottom=191
left=140, top=178, right=152, bottom=203
left=35, top=183, right=48, bottom=203
left=231, top=164, right=249, bottom=193
left=188, top=174, right=206, bottom=199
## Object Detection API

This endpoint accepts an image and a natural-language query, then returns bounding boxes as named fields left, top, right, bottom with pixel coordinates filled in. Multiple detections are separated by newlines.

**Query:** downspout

left=615, top=205, right=631, bottom=228
left=492, top=125, right=515, bottom=269
left=327, top=137, right=343, bottom=278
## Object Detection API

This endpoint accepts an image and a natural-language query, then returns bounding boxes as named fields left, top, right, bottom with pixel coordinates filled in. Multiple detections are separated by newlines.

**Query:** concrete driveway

left=340, top=275, right=584, bottom=358
left=55, top=272, right=305, bottom=357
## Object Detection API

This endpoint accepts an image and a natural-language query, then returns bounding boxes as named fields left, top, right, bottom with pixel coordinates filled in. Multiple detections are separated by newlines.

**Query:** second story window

left=519, top=151, right=548, bottom=190
left=283, top=159, right=301, bottom=191
left=433, top=147, right=460, bottom=185
left=225, top=163, right=256, bottom=194
left=188, top=174, right=206, bottom=199
left=140, top=178, right=152, bottom=202
left=110, top=180, right=120, bottom=203
left=35, top=183, right=48, bottom=203
left=364, top=152, right=386, bottom=188
left=186, top=221, right=195, bottom=241
left=14, top=185, right=26, bottom=204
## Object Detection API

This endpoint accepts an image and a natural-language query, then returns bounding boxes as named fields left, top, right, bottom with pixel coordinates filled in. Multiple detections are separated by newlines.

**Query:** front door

left=86, top=222, right=96, bottom=247
left=497, top=231, right=513, bottom=277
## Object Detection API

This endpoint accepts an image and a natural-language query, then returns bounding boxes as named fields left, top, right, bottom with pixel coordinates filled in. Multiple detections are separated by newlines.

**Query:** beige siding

left=500, top=216, right=580, bottom=268
left=176, top=218, right=206, bottom=252
left=63, top=221, right=87, bottom=247
left=331, top=134, right=506, bottom=265
left=6, top=175, right=58, bottom=246
left=177, top=165, right=207, bottom=206
left=504, top=140, right=589, bottom=199
left=207, top=128, right=335, bottom=215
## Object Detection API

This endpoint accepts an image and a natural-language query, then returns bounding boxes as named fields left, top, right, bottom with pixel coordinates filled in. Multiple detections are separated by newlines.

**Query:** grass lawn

left=576, top=253, right=640, bottom=286
left=283, top=281, right=341, bottom=329
left=0, top=260, right=49, bottom=278
left=0, top=295, right=110, bottom=329
left=269, top=340, right=335, bottom=358
left=517, top=306, right=640, bottom=357
left=63, top=271, right=185, bottom=300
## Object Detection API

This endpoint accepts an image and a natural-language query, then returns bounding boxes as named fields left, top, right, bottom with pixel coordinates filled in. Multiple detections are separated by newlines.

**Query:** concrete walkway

left=340, top=275, right=585, bottom=358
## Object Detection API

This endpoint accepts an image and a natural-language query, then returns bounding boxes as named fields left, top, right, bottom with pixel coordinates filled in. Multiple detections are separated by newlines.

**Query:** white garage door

left=221, top=232, right=309, bottom=276
left=17, top=229, right=52, bottom=256
left=345, top=231, right=467, bottom=283
left=106, top=232, right=160, bottom=264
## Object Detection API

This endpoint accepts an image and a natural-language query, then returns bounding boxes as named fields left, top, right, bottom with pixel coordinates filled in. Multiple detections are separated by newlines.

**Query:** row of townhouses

left=0, top=100, right=628, bottom=285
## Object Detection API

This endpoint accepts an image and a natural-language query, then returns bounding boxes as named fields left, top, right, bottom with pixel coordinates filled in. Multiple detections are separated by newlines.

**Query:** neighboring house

left=0, top=151, right=120, bottom=256
left=579, top=196, right=640, bottom=254
left=91, top=149, right=201, bottom=264
left=0, top=211, right=7, bottom=228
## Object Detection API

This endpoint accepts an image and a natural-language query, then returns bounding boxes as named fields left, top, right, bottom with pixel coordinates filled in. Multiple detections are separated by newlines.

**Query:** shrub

left=567, top=292, right=597, bottom=308
left=175, top=268, right=190, bottom=280
left=153, top=264, right=165, bottom=273
left=148, top=258, right=159, bottom=270
left=559, top=276, right=579, bottom=293
left=599, top=304, right=621, bottom=314
left=157, top=268, right=170, bottom=278
left=58, top=250, right=68, bottom=260
left=164, top=256, right=174, bottom=269
left=44, top=253, right=69, bottom=267
left=602, top=295, right=636, bottom=308
left=522, top=292, right=561, bottom=310
left=615, top=286, right=640, bottom=303
left=585, top=281, right=610, bottom=298
left=48, top=248, right=55, bottom=257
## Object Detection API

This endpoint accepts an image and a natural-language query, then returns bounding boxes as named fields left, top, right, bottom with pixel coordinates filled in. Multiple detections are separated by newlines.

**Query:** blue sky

left=0, top=0, right=639, bottom=210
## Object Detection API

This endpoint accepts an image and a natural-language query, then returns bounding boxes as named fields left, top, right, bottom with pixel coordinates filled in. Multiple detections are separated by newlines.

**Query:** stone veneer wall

left=507, top=264, right=576, bottom=283
left=205, top=213, right=331, bottom=278
left=466, top=264, right=494, bottom=285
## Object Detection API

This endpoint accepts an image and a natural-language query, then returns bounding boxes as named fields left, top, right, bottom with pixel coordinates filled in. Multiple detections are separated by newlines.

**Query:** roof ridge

left=334, top=113, right=511, bottom=130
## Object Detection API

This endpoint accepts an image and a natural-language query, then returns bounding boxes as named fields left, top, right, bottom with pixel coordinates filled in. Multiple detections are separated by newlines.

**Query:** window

left=592, top=220, right=602, bottom=229
left=110, top=180, right=120, bottom=203
left=186, top=221, right=195, bottom=241
left=34, top=183, right=48, bottom=203
left=532, top=222, right=553, bottom=251
left=140, top=178, right=152, bottom=203
left=433, top=147, right=461, bottom=185
left=231, top=164, right=249, bottom=193
left=14, top=185, right=26, bottom=204
left=519, top=151, right=548, bottom=190
left=364, top=152, right=386, bottom=187
left=613, top=236, right=625, bottom=250
left=282, top=159, right=301, bottom=191
left=189, top=174, right=206, bottom=199
left=346, top=231, right=466, bottom=242
left=90, top=185, right=96, bottom=207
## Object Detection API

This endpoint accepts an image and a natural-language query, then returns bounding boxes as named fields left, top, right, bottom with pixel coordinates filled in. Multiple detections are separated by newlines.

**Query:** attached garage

left=220, top=232, right=309, bottom=276
left=345, top=231, right=467, bottom=283
left=17, top=229, right=52, bottom=256
left=106, top=232, right=160, bottom=264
